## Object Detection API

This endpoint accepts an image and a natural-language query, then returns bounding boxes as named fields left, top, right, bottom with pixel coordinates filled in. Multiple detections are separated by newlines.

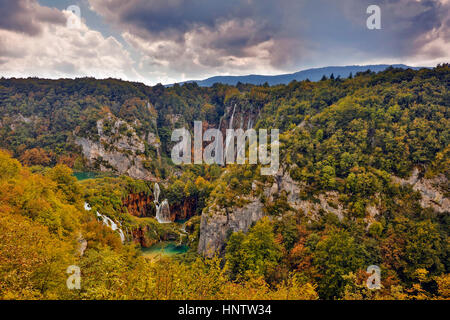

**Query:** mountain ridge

left=174, top=64, right=425, bottom=86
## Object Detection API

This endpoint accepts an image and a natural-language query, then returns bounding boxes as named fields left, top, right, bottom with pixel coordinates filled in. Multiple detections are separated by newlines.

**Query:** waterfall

left=247, top=116, right=253, bottom=130
left=156, top=199, right=171, bottom=223
left=178, top=222, right=189, bottom=245
left=224, top=104, right=237, bottom=159
left=154, top=182, right=160, bottom=203
left=214, top=108, right=227, bottom=161
left=218, top=114, right=225, bottom=132
left=84, top=202, right=125, bottom=242
left=96, top=212, right=125, bottom=242
left=229, top=103, right=236, bottom=129
left=154, top=183, right=171, bottom=223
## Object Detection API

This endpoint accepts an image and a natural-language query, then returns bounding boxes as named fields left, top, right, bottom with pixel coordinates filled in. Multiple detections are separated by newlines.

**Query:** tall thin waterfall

left=154, top=183, right=171, bottom=223
left=247, top=115, right=253, bottom=130
left=229, top=103, right=236, bottom=129
left=224, top=104, right=237, bottom=158
left=218, top=113, right=225, bottom=132
left=154, top=182, right=160, bottom=203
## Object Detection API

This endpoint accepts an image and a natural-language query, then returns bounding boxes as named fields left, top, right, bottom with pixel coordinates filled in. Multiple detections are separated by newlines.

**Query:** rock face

left=392, top=167, right=449, bottom=213
left=122, top=192, right=155, bottom=217
left=198, top=166, right=450, bottom=258
left=170, top=197, right=197, bottom=221
left=198, top=196, right=264, bottom=258
left=74, top=114, right=158, bottom=180
left=122, top=192, right=199, bottom=223
left=132, top=226, right=157, bottom=247
left=218, top=103, right=260, bottom=134
left=270, top=171, right=345, bottom=221
left=131, top=224, right=180, bottom=247
left=197, top=170, right=347, bottom=257
left=77, top=234, right=87, bottom=256
left=4, top=113, right=42, bottom=131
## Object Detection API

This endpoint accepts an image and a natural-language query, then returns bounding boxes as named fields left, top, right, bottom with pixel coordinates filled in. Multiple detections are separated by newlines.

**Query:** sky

left=0, top=0, right=448, bottom=85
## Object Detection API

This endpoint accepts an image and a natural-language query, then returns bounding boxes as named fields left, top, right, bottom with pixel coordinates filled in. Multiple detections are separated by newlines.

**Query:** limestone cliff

left=197, top=169, right=348, bottom=257
left=198, top=167, right=449, bottom=257
left=74, top=113, right=159, bottom=180
left=198, top=196, right=264, bottom=257
left=392, top=167, right=449, bottom=213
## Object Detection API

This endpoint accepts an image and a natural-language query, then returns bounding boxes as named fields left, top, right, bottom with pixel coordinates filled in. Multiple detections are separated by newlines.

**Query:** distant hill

left=174, top=64, right=425, bottom=86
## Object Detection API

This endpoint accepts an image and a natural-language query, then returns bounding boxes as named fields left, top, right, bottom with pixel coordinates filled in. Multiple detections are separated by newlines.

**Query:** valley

left=0, top=65, right=448, bottom=299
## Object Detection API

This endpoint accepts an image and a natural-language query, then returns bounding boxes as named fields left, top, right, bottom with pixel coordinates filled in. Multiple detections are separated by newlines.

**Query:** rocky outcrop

left=198, top=170, right=347, bottom=257
left=132, top=224, right=181, bottom=247
left=198, top=166, right=449, bottom=257
left=74, top=114, right=158, bottom=180
left=198, top=196, right=265, bottom=257
left=392, top=167, right=449, bottom=213
left=77, top=234, right=87, bottom=256
left=122, top=192, right=198, bottom=222
left=265, top=170, right=346, bottom=221
left=170, top=197, right=197, bottom=221
left=132, top=226, right=157, bottom=247
left=6, top=113, right=41, bottom=131
left=122, top=192, right=155, bottom=217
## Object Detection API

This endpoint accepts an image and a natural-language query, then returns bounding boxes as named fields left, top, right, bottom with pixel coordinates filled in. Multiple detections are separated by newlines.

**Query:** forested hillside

left=0, top=65, right=448, bottom=299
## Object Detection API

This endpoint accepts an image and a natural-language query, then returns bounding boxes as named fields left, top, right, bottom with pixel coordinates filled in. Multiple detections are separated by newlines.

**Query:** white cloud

left=0, top=9, right=141, bottom=81
left=121, top=18, right=304, bottom=84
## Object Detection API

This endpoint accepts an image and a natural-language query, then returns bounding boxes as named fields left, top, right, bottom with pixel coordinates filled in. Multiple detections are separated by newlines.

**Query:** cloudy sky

left=0, top=0, right=448, bottom=85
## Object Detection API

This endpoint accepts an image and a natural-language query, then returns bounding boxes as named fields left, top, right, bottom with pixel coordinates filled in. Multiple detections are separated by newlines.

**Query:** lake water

left=73, top=171, right=114, bottom=181
left=141, top=241, right=189, bottom=258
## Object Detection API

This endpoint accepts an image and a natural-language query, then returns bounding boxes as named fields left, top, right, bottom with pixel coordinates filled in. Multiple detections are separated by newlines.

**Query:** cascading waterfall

left=178, top=222, right=189, bottom=245
left=154, top=183, right=171, bottom=223
left=96, top=212, right=125, bottom=242
left=84, top=202, right=125, bottom=242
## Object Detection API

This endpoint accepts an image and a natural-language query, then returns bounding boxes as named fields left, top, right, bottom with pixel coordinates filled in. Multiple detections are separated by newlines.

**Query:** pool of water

left=73, top=171, right=114, bottom=181
left=141, top=241, right=189, bottom=258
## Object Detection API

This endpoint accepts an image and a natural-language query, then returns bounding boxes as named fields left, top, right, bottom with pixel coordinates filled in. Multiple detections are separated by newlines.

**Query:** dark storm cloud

left=88, top=0, right=306, bottom=70
left=0, top=0, right=65, bottom=36
left=339, top=0, right=449, bottom=55
left=89, top=0, right=286, bottom=53
left=88, top=0, right=449, bottom=73
left=92, top=0, right=278, bottom=35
